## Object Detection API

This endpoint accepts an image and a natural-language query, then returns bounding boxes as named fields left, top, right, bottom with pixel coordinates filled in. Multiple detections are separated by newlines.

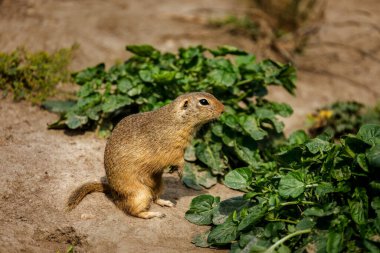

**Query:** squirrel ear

left=182, top=100, right=189, bottom=110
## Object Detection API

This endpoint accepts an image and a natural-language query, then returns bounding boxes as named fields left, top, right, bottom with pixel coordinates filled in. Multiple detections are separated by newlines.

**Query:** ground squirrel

left=66, top=92, right=224, bottom=219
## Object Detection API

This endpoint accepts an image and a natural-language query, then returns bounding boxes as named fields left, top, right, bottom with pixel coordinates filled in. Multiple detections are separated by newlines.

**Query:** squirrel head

left=171, top=92, right=224, bottom=127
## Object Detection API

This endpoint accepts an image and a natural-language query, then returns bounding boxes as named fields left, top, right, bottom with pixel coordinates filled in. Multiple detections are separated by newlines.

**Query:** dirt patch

left=33, top=226, right=88, bottom=252
left=0, top=0, right=379, bottom=252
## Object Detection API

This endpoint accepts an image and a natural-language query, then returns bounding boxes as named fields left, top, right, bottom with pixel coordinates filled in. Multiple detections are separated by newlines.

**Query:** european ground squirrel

left=67, top=92, right=224, bottom=219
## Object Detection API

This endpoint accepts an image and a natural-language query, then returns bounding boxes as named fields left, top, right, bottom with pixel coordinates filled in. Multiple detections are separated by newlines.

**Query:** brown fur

left=67, top=92, right=224, bottom=219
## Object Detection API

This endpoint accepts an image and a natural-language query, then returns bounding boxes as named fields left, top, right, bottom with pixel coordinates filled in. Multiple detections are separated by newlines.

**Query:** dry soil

left=0, top=0, right=379, bottom=252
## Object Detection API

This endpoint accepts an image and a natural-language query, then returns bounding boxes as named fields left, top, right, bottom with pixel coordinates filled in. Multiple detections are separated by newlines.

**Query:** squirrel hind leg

left=135, top=211, right=166, bottom=219
left=154, top=198, right=175, bottom=207
left=115, top=184, right=165, bottom=219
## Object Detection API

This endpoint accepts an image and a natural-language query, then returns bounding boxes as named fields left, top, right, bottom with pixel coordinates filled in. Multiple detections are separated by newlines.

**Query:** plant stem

left=266, top=218, right=298, bottom=224
left=236, top=79, right=254, bottom=86
left=169, top=63, right=179, bottom=71
left=264, top=229, right=312, bottom=253
left=268, top=200, right=315, bottom=211
left=281, top=200, right=315, bottom=206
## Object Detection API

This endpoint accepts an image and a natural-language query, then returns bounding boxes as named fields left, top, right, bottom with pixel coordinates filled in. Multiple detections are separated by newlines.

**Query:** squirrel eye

left=199, top=99, right=209, bottom=105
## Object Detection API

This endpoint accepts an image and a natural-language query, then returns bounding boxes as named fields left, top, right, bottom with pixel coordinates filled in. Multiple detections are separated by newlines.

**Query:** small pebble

left=81, top=213, right=96, bottom=220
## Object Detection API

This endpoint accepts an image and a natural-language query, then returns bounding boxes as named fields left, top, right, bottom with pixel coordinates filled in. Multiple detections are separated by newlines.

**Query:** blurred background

left=1, top=1, right=380, bottom=252
left=0, top=0, right=379, bottom=131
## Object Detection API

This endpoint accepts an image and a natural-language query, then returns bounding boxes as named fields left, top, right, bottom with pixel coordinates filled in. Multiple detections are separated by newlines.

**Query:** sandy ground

left=0, top=0, right=379, bottom=252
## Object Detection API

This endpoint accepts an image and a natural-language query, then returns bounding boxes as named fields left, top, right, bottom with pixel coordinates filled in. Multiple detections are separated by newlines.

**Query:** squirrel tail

left=66, top=182, right=111, bottom=211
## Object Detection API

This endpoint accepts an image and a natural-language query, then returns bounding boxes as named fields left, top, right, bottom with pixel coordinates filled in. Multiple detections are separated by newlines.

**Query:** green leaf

left=126, top=44, right=160, bottom=58
left=356, top=153, right=369, bottom=172
left=239, top=115, right=267, bottom=140
left=192, top=231, right=211, bottom=248
left=179, top=45, right=204, bottom=65
left=268, top=118, right=285, bottom=133
left=344, top=136, right=371, bottom=156
left=127, top=84, right=144, bottom=97
left=207, top=69, right=236, bottom=87
left=213, top=197, right=249, bottom=225
left=235, top=54, right=256, bottom=69
left=316, top=182, right=335, bottom=197
left=371, top=197, right=380, bottom=213
left=326, top=230, right=343, bottom=253
left=255, top=108, right=275, bottom=119
left=196, top=143, right=226, bottom=175
left=197, top=171, right=218, bottom=189
left=42, top=100, right=76, bottom=114
left=240, top=236, right=271, bottom=252
left=209, top=45, right=247, bottom=56
left=211, top=123, right=223, bottom=137
left=276, top=63, right=297, bottom=95
left=221, top=127, right=236, bottom=147
left=270, top=102, right=293, bottom=117
left=304, top=203, right=338, bottom=218
left=306, top=138, right=332, bottom=154
left=349, top=187, right=368, bottom=225
left=238, top=204, right=268, bottom=231
left=224, top=168, right=252, bottom=191
left=278, top=172, right=305, bottom=198
left=181, top=163, right=217, bottom=190
left=97, top=119, right=113, bottom=138
left=152, top=70, right=176, bottom=84
left=348, top=200, right=366, bottom=225
left=366, top=144, right=380, bottom=168
left=102, top=95, right=133, bottom=113
left=185, top=194, right=220, bottom=225
left=264, top=222, right=286, bottom=238
left=117, top=78, right=133, bottom=93
left=288, top=130, right=309, bottom=145
left=363, top=240, right=380, bottom=253
left=296, top=217, right=316, bottom=230
left=184, top=145, right=197, bottom=162
left=138, top=69, right=154, bottom=82
left=276, top=146, right=303, bottom=164
left=304, top=207, right=327, bottom=217
left=330, top=166, right=351, bottom=181
left=73, top=63, right=105, bottom=85
left=76, top=93, right=102, bottom=110
left=357, top=124, right=380, bottom=145
left=208, top=219, right=238, bottom=245
left=370, top=181, right=380, bottom=192
left=77, top=82, right=95, bottom=97
left=181, top=163, right=203, bottom=190
left=65, top=114, right=88, bottom=129
left=234, top=138, right=260, bottom=166
left=86, top=105, right=102, bottom=121
left=221, top=113, right=239, bottom=129
left=277, top=244, right=291, bottom=253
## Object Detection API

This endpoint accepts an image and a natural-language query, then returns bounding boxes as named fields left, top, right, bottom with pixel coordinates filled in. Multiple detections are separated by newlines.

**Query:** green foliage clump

left=0, top=46, right=75, bottom=104
left=186, top=124, right=380, bottom=252
left=307, top=101, right=380, bottom=139
left=45, top=44, right=296, bottom=186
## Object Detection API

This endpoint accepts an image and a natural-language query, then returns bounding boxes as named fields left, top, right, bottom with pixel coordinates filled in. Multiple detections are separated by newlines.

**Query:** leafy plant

left=186, top=124, right=380, bottom=252
left=307, top=101, right=380, bottom=139
left=44, top=44, right=296, bottom=187
left=56, top=245, right=75, bottom=253
left=0, top=46, right=76, bottom=104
